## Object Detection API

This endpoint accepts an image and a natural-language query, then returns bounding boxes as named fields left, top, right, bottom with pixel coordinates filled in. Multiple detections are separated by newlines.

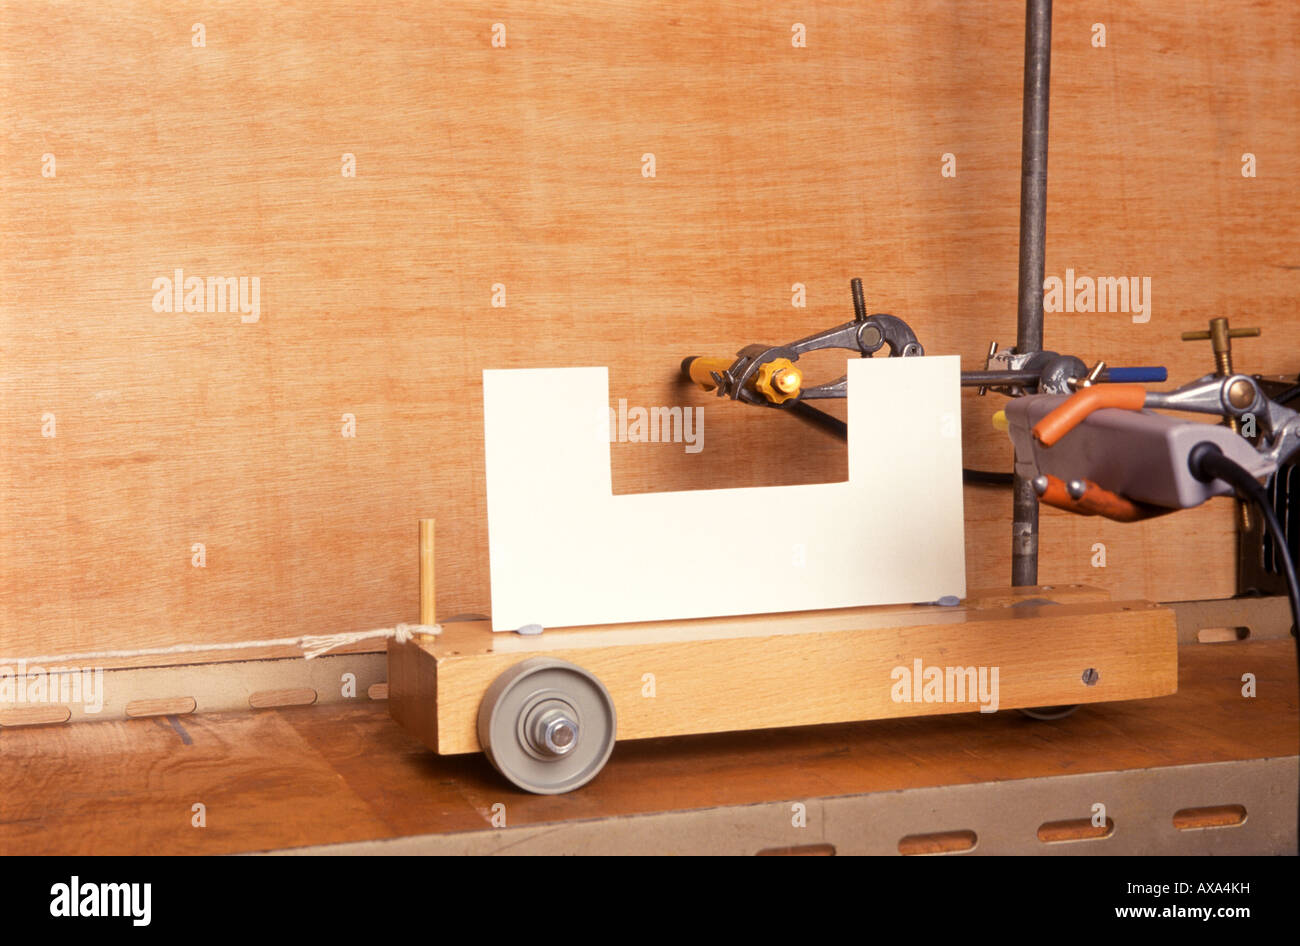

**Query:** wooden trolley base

left=389, top=585, right=1178, bottom=758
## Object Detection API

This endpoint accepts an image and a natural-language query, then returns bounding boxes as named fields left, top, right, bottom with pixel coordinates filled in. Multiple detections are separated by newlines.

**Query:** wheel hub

left=478, top=658, right=617, bottom=794
left=526, top=700, right=580, bottom=756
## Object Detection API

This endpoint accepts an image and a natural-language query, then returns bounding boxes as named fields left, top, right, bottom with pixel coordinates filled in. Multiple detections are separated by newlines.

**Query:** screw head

left=543, top=717, right=577, bottom=755
left=858, top=324, right=884, bottom=351
left=773, top=368, right=801, bottom=394
left=1227, top=378, right=1255, bottom=410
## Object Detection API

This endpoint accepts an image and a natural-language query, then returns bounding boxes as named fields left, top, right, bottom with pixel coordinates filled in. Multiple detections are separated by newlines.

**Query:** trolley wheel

left=476, top=657, right=617, bottom=794
left=1008, top=597, right=1081, bottom=721
left=1018, top=704, right=1081, bottom=721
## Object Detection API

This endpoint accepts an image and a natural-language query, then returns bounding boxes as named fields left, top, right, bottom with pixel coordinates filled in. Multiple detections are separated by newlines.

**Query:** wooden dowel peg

left=419, top=518, right=436, bottom=633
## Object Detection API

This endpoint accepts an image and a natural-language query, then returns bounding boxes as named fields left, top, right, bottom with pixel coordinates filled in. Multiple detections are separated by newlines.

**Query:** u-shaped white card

left=483, top=357, right=966, bottom=630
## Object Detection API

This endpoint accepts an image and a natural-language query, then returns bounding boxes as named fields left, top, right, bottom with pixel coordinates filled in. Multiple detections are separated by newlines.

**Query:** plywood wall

left=2, top=1, right=1297, bottom=664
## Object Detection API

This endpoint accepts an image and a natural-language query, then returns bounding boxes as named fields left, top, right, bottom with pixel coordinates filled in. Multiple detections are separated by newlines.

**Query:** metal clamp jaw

left=1144, top=373, right=1300, bottom=467
left=982, top=347, right=1088, bottom=396
left=1018, top=371, right=1300, bottom=524
left=682, top=278, right=1167, bottom=422
left=728, top=312, right=923, bottom=405
left=1035, top=371, right=1300, bottom=467
left=682, top=278, right=923, bottom=407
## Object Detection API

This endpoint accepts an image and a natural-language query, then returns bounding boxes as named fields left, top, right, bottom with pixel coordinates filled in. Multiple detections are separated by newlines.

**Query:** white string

left=0, top=622, right=441, bottom=668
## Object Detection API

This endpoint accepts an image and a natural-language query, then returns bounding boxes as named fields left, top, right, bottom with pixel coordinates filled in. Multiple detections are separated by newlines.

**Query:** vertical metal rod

left=1012, top=0, right=1052, bottom=587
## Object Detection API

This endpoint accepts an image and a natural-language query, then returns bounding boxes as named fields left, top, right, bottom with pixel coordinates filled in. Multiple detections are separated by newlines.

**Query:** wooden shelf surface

left=0, top=640, right=1294, bottom=855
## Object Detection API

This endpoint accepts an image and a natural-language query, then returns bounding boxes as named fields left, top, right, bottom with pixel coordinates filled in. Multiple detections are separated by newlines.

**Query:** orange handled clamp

left=1031, top=383, right=1147, bottom=446
left=1034, top=474, right=1167, bottom=523
left=684, top=355, right=803, bottom=405
left=684, top=356, right=734, bottom=392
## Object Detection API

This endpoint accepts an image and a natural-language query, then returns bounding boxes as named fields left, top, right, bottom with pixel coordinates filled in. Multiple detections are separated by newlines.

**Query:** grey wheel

left=477, top=657, right=617, bottom=794
left=1009, top=597, right=1081, bottom=721
left=1018, top=704, right=1081, bottom=721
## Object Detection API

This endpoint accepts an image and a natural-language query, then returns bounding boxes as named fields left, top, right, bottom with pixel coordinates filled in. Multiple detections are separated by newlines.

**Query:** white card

left=483, top=357, right=966, bottom=630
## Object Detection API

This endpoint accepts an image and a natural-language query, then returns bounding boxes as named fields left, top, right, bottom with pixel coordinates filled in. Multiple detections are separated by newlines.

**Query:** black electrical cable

left=786, top=400, right=1015, bottom=486
left=1188, top=441, right=1300, bottom=855
left=1188, top=442, right=1300, bottom=637
left=786, top=400, right=849, bottom=440
left=1259, top=372, right=1300, bottom=406
left=963, top=468, right=1016, bottom=487
left=1273, top=382, right=1300, bottom=406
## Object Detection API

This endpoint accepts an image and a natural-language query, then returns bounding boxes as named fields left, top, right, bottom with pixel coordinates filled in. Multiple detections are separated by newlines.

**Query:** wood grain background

left=2, top=1, right=1297, bottom=664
